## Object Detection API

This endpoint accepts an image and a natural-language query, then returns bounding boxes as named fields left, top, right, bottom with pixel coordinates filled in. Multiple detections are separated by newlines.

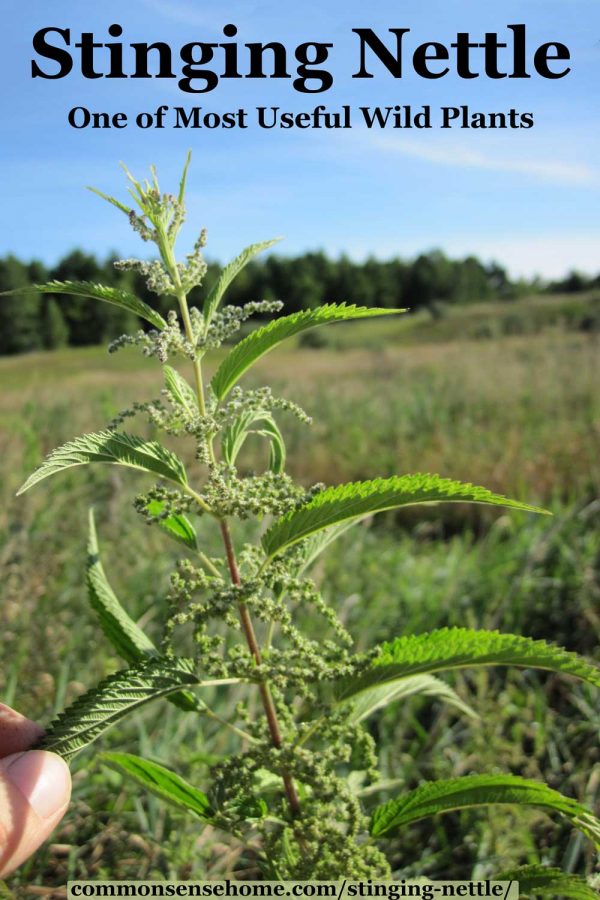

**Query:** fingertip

left=0, top=751, right=71, bottom=878
left=0, top=705, right=44, bottom=758
left=6, top=751, right=71, bottom=819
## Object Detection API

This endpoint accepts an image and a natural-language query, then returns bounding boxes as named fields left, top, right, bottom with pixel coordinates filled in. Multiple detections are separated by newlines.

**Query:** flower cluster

left=114, top=258, right=175, bottom=296
left=133, top=484, right=195, bottom=524
left=200, top=301, right=284, bottom=350
left=108, top=311, right=197, bottom=362
left=98, top=168, right=394, bottom=878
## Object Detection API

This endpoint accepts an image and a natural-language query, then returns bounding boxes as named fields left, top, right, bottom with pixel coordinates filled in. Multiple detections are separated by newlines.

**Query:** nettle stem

left=219, top=518, right=302, bottom=817
left=166, top=246, right=302, bottom=819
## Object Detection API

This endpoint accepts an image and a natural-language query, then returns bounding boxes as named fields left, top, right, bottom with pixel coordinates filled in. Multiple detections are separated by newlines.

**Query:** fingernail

left=6, top=751, right=70, bottom=819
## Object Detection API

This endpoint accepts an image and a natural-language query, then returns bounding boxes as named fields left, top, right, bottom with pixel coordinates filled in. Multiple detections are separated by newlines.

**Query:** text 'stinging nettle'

left=32, top=23, right=571, bottom=95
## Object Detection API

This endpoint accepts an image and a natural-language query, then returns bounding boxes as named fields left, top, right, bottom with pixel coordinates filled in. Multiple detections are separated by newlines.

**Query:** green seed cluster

left=211, top=711, right=388, bottom=879
left=108, top=312, right=197, bottom=362
left=202, top=464, right=308, bottom=520
left=199, top=301, right=284, bottom=350
left=102, top=172, right=395, bottom=878
left=133, top=484, right=195, bottom=524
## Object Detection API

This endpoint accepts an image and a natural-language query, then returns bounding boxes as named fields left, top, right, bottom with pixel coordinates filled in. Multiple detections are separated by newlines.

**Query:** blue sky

left=1, top=0, right=599, bottom=279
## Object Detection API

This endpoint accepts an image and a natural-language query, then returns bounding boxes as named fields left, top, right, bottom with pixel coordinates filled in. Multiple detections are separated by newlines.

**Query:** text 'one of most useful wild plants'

left=13, top=156, right=600, bottom=888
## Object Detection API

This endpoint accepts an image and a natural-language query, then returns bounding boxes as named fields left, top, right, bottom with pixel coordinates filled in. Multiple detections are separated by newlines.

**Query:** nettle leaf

left=263, top=474, right=549, bottom=559
left=144, top=500, right=198, bottom=550
left=178, top=150, right=192, bottom=206
left=17, top=431, right=188, bottom=495
left=292, top=523, right=358, bottom=578
left=163, top=365, right=197, bottom=417
left=102, top=752, right=213, bottom=821
left=88, top=185, right=131, bottom=216
left=203, top=237, right=282, bottom=327
left=497, top=865, right=599, bottom=900
left=87, top=509, right=156, bottom=664
left=334, top=628, right=600, bottom=701
left=37, top=657, right=201, bottom=760
left=211, top=304, right=406, bottom=400
left=222, top=410, right=286, bottom=474
left=87, top=510, right=201, bottom=712
left=340, top=674, right=477, bottom=724
left=370, top=775, right=600, bottom=846
left=3, top=281, right=166, bottom=330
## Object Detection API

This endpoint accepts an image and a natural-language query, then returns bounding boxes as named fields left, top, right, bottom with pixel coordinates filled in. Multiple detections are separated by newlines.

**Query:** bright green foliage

left=497, top=866, right=600, bottom=899
left=370, top=775, right=600, bottom=846
left=16, top=158, right=599, bottom=881
left=87, top=510, right=201, bottom=712
left=17, top=430, right=188, bottom=495
left=222, top=410, right=286, bottom=474
left=203, top=237, right=282, bottom=329
left=9, top=281, right=167, bottom=330
left=163, top=365, right=197, bottom=416
left=87, top=509, right=156, bottom=664
left=338, top=674, right=477, bottom=724
left=143, top=500, right=198, bottom=550
left=211, top=304, right=406, bottom=399
left=102, top=752, right=213, bottom=820
left=37, top=658, right=201, bottom=760
left=262, top=475, right=549, bottom=558
left=334, top=628, right=600, bottom=700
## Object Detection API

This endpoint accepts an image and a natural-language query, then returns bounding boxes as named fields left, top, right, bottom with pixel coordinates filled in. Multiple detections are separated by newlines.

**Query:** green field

left=1, top=297, right=599, bottom=890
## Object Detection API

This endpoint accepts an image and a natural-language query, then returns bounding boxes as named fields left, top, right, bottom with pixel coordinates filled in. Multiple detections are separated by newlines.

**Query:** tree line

left=0, top=248, right=597, bottom=355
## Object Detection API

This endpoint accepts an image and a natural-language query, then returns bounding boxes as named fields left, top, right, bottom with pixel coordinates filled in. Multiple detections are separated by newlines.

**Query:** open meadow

left=1, top=297, right=599, bottom=892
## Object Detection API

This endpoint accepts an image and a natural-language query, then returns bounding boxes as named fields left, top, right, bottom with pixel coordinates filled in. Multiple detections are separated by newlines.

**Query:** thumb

left=0, top=750, right=71, bottom=877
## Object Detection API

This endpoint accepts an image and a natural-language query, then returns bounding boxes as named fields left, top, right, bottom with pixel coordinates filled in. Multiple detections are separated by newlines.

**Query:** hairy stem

left=219, top=518, right=302, bottom=817
left=162, top=230, right=302, bottom=818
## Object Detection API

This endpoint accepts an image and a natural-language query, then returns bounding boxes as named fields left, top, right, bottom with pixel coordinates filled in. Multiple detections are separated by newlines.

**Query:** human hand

left=0, top=703, right=71, bottom=877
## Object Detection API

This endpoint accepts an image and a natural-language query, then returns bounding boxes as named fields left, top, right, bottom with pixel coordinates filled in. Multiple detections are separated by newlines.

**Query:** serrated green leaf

left=203, top=237, right=282, bottom=327
left=262, top=474, right=549, bottom=559
left=87, top=509, right=156, bottom=663
left=498, top=865, right=599, bottom=899
left=260, top=419, right=286, bottom=475
left=17, top=431, right=188, bottom=495
left=37, top=658, right=201, bottom=760
left=222, top=410, right=286, bottom=474
left=87, top=510, right=201, bottom=713
left=87, top=186, right=132, bottom=216
left=102, top=752, right=213, bottom=821
left=370, top=775, right=600, bottom=846
left=340, top=674, right=477, bottom=724
left=292, top=523, right=358, bottom=578
left=163, top=365, right=198, bottom=417
left=178, top=150, right=192, bottom=206
left=1, top=281, right=166, bottom=330
left=333, top=628, right=600, bottom=701
left=211, top=304, right=406, bottom=400
left=145, top=500, right=198, bottom=550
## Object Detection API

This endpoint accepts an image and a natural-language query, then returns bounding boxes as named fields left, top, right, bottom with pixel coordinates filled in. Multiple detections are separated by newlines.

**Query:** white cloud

left=367, top=134, right=600, bottom=187
left=444, top=233, right=600, bottom=279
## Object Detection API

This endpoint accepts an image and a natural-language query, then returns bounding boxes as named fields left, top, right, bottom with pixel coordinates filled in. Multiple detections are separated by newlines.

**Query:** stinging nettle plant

left=13, top=156, right=600, bottom=889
